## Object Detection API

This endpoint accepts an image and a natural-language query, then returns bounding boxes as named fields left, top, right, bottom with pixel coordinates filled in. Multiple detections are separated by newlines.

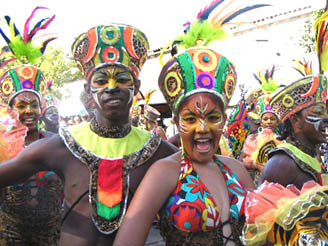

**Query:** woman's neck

left=24, top=129, right=40, bottom=146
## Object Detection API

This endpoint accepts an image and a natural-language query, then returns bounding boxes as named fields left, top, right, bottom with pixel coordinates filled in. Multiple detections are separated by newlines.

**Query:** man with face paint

left=41, top=94, right=60, bottom=133
left=0, top=23, right=177, bottom=245
left=0, top=65, right=63, bottom=245
left=260, top=74, right=328, bottom=189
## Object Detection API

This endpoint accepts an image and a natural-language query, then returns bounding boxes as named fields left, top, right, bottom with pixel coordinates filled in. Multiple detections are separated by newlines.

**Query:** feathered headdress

left=314, top=9, right=328, bottom=74
left=253, top=65, right=279, bottom=94
left=0, top=6, right=56, bottom=64
left=292, top=58, right=313, bottom=77
left=144, top=89, right=156, bottom=105
left=159, top=0, right=270, bottom=65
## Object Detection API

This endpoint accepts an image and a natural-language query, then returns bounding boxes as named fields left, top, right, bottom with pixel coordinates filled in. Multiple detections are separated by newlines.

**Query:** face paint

left=90, top=66, right=135, bottom=109
left=305, top=103, right=328, bottom=132
left=12, top=94, right=41, bottom=116
left=178, top=93, right=225, bottom=163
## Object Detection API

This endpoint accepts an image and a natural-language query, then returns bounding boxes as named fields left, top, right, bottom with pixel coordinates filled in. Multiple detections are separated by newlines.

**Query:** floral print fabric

left=165, top=155, right=246, bottom=232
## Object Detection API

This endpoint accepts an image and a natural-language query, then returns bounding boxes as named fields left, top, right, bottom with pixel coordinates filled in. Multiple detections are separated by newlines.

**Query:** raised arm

left=114, top=154, right=180, bottom=246
left=0, top=134, right=65, bottom=187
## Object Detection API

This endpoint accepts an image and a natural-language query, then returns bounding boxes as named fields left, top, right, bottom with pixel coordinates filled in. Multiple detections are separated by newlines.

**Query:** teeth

left=196, top=139, right=209, bottom=142
left=108, top=99, right=120, bottom=103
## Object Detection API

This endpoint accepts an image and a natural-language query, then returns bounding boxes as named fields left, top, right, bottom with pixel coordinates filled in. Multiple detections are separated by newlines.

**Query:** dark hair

left=278, top=110, right=302, bottom=140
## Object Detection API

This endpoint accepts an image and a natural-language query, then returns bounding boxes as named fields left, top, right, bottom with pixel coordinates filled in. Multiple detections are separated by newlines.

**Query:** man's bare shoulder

left=260, top=152, right=299, bottom=186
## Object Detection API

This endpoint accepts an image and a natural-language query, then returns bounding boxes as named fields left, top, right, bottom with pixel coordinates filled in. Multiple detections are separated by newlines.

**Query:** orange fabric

left=97, top=158, right=123, bottom=207
left=123, top=26, right=138, bottom=59
left=83, top=28, right=98, bottom=63
left=98, top=185, right=122, bottom=207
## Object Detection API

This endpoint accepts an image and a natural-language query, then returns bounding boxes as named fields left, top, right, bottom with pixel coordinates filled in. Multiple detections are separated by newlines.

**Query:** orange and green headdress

left=71, top=23, right=149, bottom=83
left=270, top=58, right=327, bottom=122
left=158, top=0, right=269, bottom=115
left=0, top=7, right=55, bottom=105
left=270, top=75, right=327, bottom=122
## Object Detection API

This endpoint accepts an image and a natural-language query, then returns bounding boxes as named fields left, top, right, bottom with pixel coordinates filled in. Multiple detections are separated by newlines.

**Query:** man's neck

left=287, top=136, right=319, bottom=157
left=90, top=118, right=131, bottom=138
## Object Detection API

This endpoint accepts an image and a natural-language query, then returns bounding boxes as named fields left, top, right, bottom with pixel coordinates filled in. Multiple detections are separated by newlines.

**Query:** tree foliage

left=299, top=9, right=325, bottom=53
left=0, top=45, right=83, bottom=100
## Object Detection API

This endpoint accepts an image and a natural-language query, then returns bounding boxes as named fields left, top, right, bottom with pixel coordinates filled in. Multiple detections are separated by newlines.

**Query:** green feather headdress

left=0, top=6, right=56, bottom=64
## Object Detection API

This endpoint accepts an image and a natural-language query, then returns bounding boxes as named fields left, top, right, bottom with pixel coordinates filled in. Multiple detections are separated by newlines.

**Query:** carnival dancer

left=0, top=22, right=177, bottom=245
left=143, top=89, right=167, bottom=140
left=239, top=66, right=282, bottom=186
left=0, top=7, right=63, bottom=245
left=259, top=72, right=328, bottom=188
left=113, top=1, right=272, bottom=245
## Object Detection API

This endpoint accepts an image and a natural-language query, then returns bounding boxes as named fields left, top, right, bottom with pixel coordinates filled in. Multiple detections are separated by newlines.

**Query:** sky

left=1, top=0, right=327, bottom=116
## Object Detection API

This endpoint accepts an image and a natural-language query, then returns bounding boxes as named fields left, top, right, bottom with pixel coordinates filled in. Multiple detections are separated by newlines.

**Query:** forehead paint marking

left=195, top=96, right=208, bottom=117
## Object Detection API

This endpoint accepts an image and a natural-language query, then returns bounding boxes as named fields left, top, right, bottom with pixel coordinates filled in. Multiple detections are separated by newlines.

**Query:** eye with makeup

left=207, top=113, right=222, bottom=123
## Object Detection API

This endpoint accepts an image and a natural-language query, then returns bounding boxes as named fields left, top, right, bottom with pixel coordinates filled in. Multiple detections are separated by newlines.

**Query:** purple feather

left=222, top=4, right=271, bottom=25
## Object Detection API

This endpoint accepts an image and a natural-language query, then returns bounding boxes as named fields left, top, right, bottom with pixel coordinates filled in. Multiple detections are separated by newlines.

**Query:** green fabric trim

left=97, top=196, right=120, bottom=219
left=176, top=53, right=195, bottom=94
left=68, top=122, right=151, bottom=158
left=278, top=143, right=322, bottom=172
left=34, top=70, right=41, bottom=92
left=9, top=69, right=21, bottom=92
left=214, top=56, right=227, bottom=94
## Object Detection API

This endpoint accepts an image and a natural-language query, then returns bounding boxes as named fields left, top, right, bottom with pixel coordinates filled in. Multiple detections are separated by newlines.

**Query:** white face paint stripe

left=179, top=119, right=188, bottom=134
left=305, top=115, right=323, bottom=132
left=200, top=118, right=206, bottom=131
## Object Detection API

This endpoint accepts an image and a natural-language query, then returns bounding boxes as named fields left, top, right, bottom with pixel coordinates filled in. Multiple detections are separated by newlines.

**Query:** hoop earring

left=257, top=126, right=263, bottom=133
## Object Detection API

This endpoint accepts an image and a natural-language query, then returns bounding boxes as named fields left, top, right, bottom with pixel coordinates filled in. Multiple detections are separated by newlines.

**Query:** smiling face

left=43, top=106, right=59, bottom=126
left=260, top=112, right=279, bottom=132
left=89, top=65, right=139, bottom=123
left=177, top=92, right=226, bottom=164
left=12, top=92, right=41, bottom=131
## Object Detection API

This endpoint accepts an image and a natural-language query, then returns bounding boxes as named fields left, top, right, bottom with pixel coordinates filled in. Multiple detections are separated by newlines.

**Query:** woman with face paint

left=114, top=47, right=255, bottom=246
left=113, top=2, right=275, bottom=244
left=0, top=65, right=64, bottom=245
left=239, top=90, right=283, bottom=186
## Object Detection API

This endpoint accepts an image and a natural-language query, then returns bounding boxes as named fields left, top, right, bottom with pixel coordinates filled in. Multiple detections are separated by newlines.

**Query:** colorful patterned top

left=164, top=155, right=246, bottom=233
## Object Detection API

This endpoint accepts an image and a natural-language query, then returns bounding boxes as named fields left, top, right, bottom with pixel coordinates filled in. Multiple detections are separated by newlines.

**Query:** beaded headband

left=270, top=75, right=328, bottom=122
left=71, top=23, right=149, bottom=83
